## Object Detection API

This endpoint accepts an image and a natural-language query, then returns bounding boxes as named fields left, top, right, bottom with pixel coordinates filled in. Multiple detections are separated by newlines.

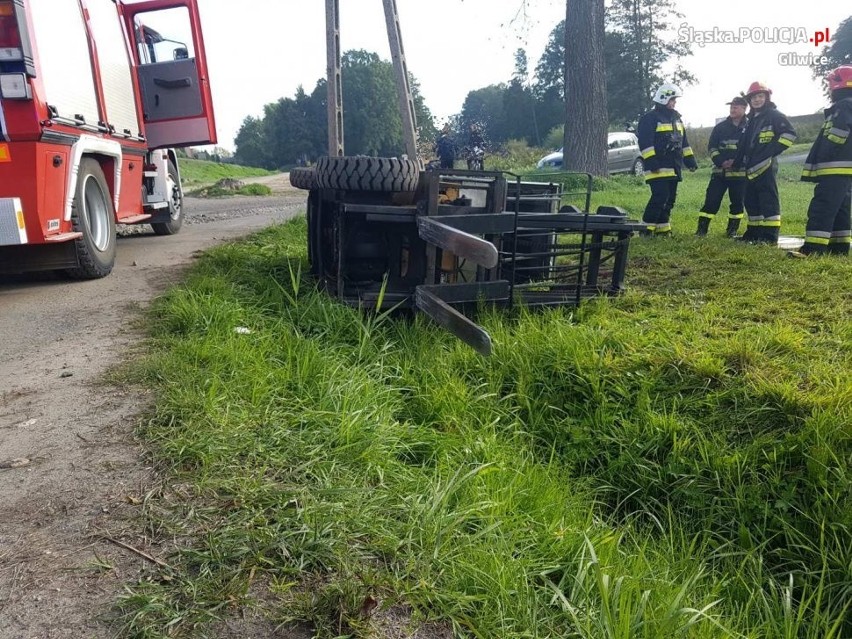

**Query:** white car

left=536, top=131, right=644, bottom=175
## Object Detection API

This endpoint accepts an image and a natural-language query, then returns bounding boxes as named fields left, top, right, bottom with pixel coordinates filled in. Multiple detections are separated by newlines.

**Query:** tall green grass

left=117, top=179, right=849, bottom=638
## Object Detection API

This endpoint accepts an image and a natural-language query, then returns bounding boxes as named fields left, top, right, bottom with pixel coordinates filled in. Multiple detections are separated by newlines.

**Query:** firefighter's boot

left=762, top=226, right=780, bottom=246
left=828, top=242, right=850, bottom=256
left=725, top=218, right=741, bottom=238
left=695, top=216, right=711, bottom=237
left=736, top=224, right=760, bottom=243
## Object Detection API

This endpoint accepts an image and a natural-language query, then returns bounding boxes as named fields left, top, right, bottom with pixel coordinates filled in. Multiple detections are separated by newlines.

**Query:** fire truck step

left=44, top=232, right=83, bottom=242
left=120, top=214, right=153, bottom=224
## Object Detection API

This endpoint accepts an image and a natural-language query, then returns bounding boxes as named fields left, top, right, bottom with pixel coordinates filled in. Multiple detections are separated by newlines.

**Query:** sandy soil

left=0, top=175, right=307, bottom=638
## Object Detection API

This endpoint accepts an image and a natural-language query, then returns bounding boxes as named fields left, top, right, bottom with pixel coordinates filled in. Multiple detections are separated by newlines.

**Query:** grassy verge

left=117, top=176, right=849, bottom=638
left=178, top=158, right=276, bottom=190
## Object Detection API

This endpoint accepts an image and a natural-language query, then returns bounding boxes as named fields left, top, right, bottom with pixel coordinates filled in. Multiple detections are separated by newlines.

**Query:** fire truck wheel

left=65, top=158, right=116, bottom=279
left=316, top=156, right=419, bottom=192
left=289, top=167, right=317, bottom=190
left=152, top=160, right=184, bottom=235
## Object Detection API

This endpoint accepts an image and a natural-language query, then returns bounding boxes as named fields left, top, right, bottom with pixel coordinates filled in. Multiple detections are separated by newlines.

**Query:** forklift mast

left=324, top=0, right=419, bottom=161
left=304, top=3, right=646, bottom=356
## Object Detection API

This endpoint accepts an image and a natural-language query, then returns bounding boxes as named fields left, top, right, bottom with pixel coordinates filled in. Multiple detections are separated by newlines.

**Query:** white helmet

left=652, top=83, right=683, bottom=105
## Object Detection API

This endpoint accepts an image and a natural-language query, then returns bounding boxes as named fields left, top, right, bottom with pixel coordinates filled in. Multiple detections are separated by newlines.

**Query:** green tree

left=340, top=50, right=400, bottom=156
left=459, top=85, right=507, bottom=148
left=533, top=21, right=565, bottom=99
left=341, top=50, right=436, bottom=156
left=605, top=0, right=695, bottom=122
left=233, top=49, right=435, bottom=167
left=813, top=15, right=852, bottom=92
left=233, top=116, right=270, bottom=168
left=503, top=49, right=541, bottom=145
left=534, top=0, right=695, bottom=127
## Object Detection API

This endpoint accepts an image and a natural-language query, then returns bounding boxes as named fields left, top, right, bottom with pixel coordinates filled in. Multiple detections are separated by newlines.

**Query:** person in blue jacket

left=637, top=83, right=698, bottom=236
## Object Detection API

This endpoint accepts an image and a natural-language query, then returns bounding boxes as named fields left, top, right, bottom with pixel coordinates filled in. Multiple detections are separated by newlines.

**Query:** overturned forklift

left=291, top=160, right=643, bottom=355
left=289, top=1, right=645, bottom=355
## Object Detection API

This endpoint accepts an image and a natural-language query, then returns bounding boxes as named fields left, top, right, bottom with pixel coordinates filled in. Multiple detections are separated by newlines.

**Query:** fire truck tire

left=289, top=167, right=317, bottom=190
left=316, top=156, right=419, bottom=192
left=65, top=158, right=116, bottom=279
left=152, top=160, right=184, bottom=235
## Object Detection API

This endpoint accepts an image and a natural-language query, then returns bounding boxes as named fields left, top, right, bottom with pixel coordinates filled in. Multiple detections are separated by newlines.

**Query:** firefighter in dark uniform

left=733, top=82, right=797, bottom=244
left=435, top=125, right=456, bottom=169
left=696, top=97, right=748, bottom=237
left=791, top=65, right=852, bottom=258
left=637, top=83, right=698, bottom=235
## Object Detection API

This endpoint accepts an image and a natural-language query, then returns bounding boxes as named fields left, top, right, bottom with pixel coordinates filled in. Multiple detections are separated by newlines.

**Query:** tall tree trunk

left=563, top=0, right=608, bottom=177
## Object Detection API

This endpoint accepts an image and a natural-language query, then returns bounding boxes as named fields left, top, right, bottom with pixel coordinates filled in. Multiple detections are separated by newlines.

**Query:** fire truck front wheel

left=152, top=161, right=184, bottom=236
left=66, top=158, right=116, bottom=279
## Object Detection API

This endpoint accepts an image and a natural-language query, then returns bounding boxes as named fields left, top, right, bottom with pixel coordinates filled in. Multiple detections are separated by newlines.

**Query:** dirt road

left=0, top=176, right=305, bottom=637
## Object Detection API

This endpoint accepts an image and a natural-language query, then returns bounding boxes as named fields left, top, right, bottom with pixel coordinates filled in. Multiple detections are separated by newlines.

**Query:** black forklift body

left=305, top=168, right=644, bottom=355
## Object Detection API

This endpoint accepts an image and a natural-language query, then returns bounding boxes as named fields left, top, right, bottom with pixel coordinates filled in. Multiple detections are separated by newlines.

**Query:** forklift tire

left=152, top=160, right=184, bottom=236
left=289, top=167, right=317, bottom=190
left=316, top=156, right=419, bottom=192
left=65, top=158, right=116, bottom=279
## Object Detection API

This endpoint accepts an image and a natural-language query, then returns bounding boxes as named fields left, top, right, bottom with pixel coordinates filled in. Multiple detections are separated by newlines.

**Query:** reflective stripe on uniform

left=641, top=146, right=656, bottom=159
left=804, top=233, right=831, bottom=245
left=779, top=133, right=796, bottom=147
left=683, top=146, right=694, bottom=157
left=830, top=230, right=851, bottom=244
left=645, top=168, right=677, bottom=180
left=826, top=130, right=849, bottom=144
left=747, top=158, right=773, bottom=178
left=801, top=160, right=852, bottom=178
left=827, top=127, right=849, bottom=141
left=656, top=123, right=674, bottom=132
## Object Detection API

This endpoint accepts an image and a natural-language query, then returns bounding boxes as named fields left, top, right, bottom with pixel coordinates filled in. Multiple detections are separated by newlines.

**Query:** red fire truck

left=0, top=0, right=216, bottom=278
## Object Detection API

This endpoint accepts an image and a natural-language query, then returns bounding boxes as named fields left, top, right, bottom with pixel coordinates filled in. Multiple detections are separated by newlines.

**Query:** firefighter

left=733, top=82, right=797, bottom=244
left=435, top=125, right=456, bottom=169
left=790, top=65, right=852, bottom=258
left=696, top=97, right=748, bottom=237
left=637, top=83, right=698, bottom=236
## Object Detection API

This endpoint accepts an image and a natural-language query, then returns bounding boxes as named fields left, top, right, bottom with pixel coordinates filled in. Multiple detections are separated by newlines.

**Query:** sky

left=192, top=0, right=850, bottom=151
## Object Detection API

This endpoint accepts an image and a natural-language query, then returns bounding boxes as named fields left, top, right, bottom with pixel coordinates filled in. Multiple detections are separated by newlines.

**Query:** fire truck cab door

left=122, top=0, right=217, bottom=149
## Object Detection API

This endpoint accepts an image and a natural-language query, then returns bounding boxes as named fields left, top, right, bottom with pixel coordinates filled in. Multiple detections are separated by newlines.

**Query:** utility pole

left=325, top=0, right=419, bottom=161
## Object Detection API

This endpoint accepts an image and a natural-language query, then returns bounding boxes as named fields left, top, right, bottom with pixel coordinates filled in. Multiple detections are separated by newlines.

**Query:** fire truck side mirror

left=174, top=47, right=188, bottom=60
